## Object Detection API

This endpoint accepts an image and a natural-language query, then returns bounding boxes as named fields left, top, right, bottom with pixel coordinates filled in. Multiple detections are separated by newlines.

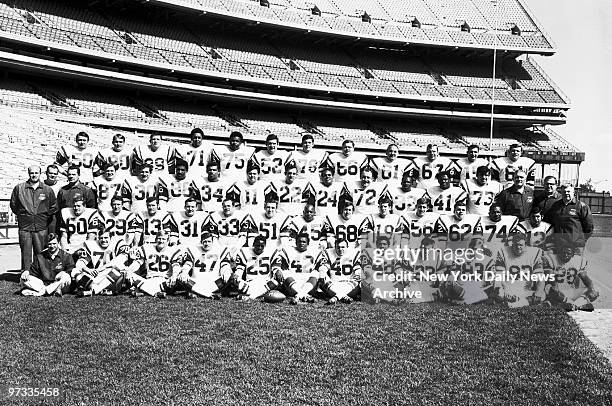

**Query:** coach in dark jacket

left=10, top=166, right=57, bottom=272
left=493, top=170, right=534, bottom=221
left=56, top=164, right=96, bottom=211
left=544, top=184, right=593, bottom=249
left=534, top=176, right=561, bottom=217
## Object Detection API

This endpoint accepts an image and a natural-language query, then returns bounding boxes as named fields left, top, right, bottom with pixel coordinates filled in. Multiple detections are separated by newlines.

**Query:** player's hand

left=531, top=293, right=543, bottom=305
left=55, top=271, right=71, bottom=286
left=20, top=270, right=30, bottom=283
left=586, top=289, right=600, bottom=302
left=177, top=271, right=189, bottom=284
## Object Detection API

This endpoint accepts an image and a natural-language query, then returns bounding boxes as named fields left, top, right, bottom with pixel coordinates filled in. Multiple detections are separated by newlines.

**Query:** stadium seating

left=0, top=0, right=566, bottom=106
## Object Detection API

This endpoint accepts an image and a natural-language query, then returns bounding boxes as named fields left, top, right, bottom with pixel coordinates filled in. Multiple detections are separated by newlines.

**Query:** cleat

left=52, top=290, right=63, bottom=298
left=99, top=289, right=115, bottom=296
left=185, top=292, right=197, bottom=300
left=577, top=302, right=595, bottom=312
left=155, top=292, right=167, bottom=299
left=301, top=295, right=315, bottom=303
left=235, top=295, right=251, bottom=301
left=211, top=293, right=222, bottom=300
left=539, top=300, right=552, bottom=307
left=339, top=296, right=353, bottom=304
left=76, top=290, right=92, bottom=298
left=131, top=289, right=144, bottom=297
left=325, top=297, right=338, bottom=306
left=288, top=297, right=299, bottom=305
left=560, top=302, right=575, bottom=312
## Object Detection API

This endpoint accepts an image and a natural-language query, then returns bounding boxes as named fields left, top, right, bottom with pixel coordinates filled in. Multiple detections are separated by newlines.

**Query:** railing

left=0, top=198, right=17, bottom=239
left=577, top=192, right=612, bottom=215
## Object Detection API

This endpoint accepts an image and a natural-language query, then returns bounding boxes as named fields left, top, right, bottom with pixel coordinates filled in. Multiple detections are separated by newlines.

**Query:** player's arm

left=54, top=147, right=69, bottom=177
left=127, top=213, right=144, bottom=247
left=163, top=213, right=180, bottom=246
left=121, top=179, right=132, bottom=211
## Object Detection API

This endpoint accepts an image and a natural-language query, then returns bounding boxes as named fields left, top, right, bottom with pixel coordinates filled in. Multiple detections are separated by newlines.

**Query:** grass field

left=0, top=280, right=611, bottom=405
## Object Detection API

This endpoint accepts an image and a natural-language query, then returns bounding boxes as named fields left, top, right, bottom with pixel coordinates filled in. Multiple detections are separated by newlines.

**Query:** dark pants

left=18, top=229, right=48, bottom=272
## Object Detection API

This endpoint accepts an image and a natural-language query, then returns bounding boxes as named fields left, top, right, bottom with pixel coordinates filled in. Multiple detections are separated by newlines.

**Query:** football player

left=129, top=197, right=170, bottom=246
left=318, top=238, right=363, bottom=304
left=91, top=162, right=124, bottom=212
left=203, top=198, right=247, bottom=251
left=387, top=170, right=426, bottom=216
left=426, top=171, right=467, bottom=215
left=479, top=203, right=519, bottom=248
left=371, top=144, right=412, bottom=185
left=345, top=167, right=388, bottom=216
left=164, top=197, right=209, bottom=248
left=176, top=128, right=213, bottom=178
left=190, top=160, right=232, bottom=213
left=326, top=139, right=368, bottom=183
left=254, top=134, right=290, bottom=182
left=210, top=131, right=255, bottom=181
left=231, top=235, right=280, bottom=300
left=98, top=196, right=135, bottom=244
left=303, top=166, right=348, bottom=216
left=121, top=163, right=159, bottom=213
left=58, top=196, right=99, bottom=255
left=95, top=133, right=131, bottom=178
left=456, top=144, right=489, bottom=183
left=369, top=196, right=407, bottom=247
left=491, top=144, right=535, bottom=186
left=461, top=166, right=503, bottom=216
left=290, top=134, right=327, bottom=182
left=226, top=161, right=266, bottom=211
left=402, top=197, right=440, bottom=248
left=397, top=237, right=446, bottom=303
left=411, top=144, right=458, bottom=189
left=518, top=207, right=553, bottom=250
left=131, top=133, right=178, bottom=175
left=241, top=193, right=290, bottom=248
left=282, top=203, right=329, bottom=249
left=158, top=159, right=194, bottom=212
left=272, top=233, right=320, bottom=304
left=55, top=131, right=98, bottom=184
left=494, top=233, right=545, bottom=307
left=324, top=199, right=372, bottom=248
left=269, top=160, right=309, bottom=215
left=434, top=201, right=482, bottom=249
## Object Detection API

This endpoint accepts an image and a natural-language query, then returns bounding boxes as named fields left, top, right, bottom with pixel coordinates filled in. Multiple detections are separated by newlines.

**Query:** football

left=263, top=290, right=286, bottom=304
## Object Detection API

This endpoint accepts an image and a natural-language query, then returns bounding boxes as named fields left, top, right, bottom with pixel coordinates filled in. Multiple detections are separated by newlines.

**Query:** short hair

left=175, top=160, right=188, bottom=170
left=184, top=197, right=198, bottom=206
left=229, top=131, right=243, bottom=141
left=489, top=202, right=503, bottom=212
left=435, top=170, right=450, bottom=181
left=190, top=128, right=204, bottom=138
left=530, top=207, right=542, bottom=216
left=112, top=133, right=125, bottom=143
left=265, top=134, right=278, bottom=143
left=514, top=170, right=527, bottom=178
left=67, top=164, right=80, bottom=175
left=467, top=144, right=479, bottom=152
left=200, top=231, right=213, bottom=241
left=402, top=170, right=416, bottom=181
left=335, top=237, right=348, bottom=247
left=386, top=144, right=399, bottom=152
left=73, top=195, right=85, bottom=204
left=76, top=131, right=89, bottom=141
left=301, top=134, right=314, bottom=144
left=378, top=195, right=393, bottom=206
left=416, top=197, right=431, bottom=207
left=149, top=133, right=163, bottom=141
left=296, top=232, right=310, bottom=244
left=46, top=164, right=59, bottom=174
left=253, top=235, right=267, bottom=245
left=48, top=233, right=59, bottom=243
left=140, top=163, right=153, bottom=173
left=284, top=160, right=297, bottom=173
left=454, top=201, right=467, bottom=209
left=426, top=144, right=438, bottom=152
left=421, top=237, right=436, bottom=247
left=559, top=183, right=574, bottom=190
left=111, top=195, right=123, bottom=204
left=476, top=166, right=491, bottom=176
left=361, top=167, right=374, bottom=177
left=222, top=197, right=235, bottom=206
left=207, top=160, right=220, bottom=171
left=509, top=143, right=522, bottom=151
left=510, top=232, right=527, bottom=243
left=265, top=191, right=279, bottom=205
left=342, top=139, right=354, bottom=148
left=320, top=165, right=335, bottom=176
left=246, top=161, right=260, bottom=173
left=146, top=196, right=158, bottom=205
left=543, top=175, right=557, bottom=185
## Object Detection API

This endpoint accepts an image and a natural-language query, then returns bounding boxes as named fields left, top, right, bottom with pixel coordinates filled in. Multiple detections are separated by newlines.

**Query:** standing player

left=371, top=144, right=412, bottom=185
left=131, top=133, right=178, bottom=175
left=95, top=133, right=132, bottom=178
left=456, top=145, right=489, bottom=183
left=190, top=160, right=232, bottom=213
left=518, top=208, right=553, bottom=249
left=491, top=144, right=535, bottom=186
left=210, top=131, right=255, bottom=181
left=303, top=166, right=348, bottom=216
left=426, top=171, right=467, bottom=215
left=58, top=197, right=99, bottom=255
left=411, top=144, right=458, bottom=189
left=254, top=134, right=290, bottom=182
left=269, top=161, right=309, bottom=215
left=318, top=238, right=363, bottom=304
left=164, top=198, right=209, bottom=248
left=129, top=197, right=170, bottom=246
left=121, top=163, right=159, bottom=213
left=272, top=233, right=320, bottom=304
left=177, top=128, right=213, bottom=178
left=91, top=162, right=125, bottom=212
left=290, top=134, right=327, bottom=182
left=494, top=233, right=545, bottom=307
left=461, top=166, right=503, bottom=216
left=345, top=167, right=388, bottom=216
left=387, top=171, right=426, bottom=215
left=55, top=131, right=98, bottom=184
left=326, top=140, right=368, bottom=183
left=157, top=160, right=194, bottom=212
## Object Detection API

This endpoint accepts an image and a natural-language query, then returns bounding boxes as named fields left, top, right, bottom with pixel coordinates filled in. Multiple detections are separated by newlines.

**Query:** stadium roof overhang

left=0, top=32, right=569, bottom=125
left=0, top=49, right=567, bottom=126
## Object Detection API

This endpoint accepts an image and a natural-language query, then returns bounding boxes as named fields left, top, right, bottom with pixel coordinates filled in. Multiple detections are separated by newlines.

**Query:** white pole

left=489, top=0, right=499, bottom=151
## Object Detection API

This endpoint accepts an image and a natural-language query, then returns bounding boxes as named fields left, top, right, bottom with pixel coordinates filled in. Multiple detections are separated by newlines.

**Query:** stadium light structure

left=489, top=0, right=499, bottom=152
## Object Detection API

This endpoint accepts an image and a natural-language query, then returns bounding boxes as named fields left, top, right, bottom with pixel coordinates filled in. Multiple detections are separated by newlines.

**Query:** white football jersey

left=177, top=141, right=213, bottom=178
left=226, top=180, right=266, bottom=212
left=137, top=243, right=184, bottom=279
left=304, top=181, right=348, bottom=217
left=78, top=237, right=128, bottom=270
left=96, top=147, right=132, bottom=178
left=274, top=244, right=320, bottom=283
left=290, top=149, right=327, bottom=182
left=254, top=149, right=290, bottom=182
left=131, top=144, right=177, bottom=174
left=387, top=186, right=427, bottom=215
left=479, top=215, right=519, bottom=246
left=234, top=245, right=279, bottom=282
left=99, top=210, right=134, bottom=241
left=203, top=210, right=248, bottom=250
left=164, top=211, right=209, bottom=248
left=461, top=179, right=503, bottom=216
left=371, top=157, right=412, bottom=184
left=345, top=181, right=388, bottom=216
left=327, top=151, right=368, bottom=183
left=91, top=174, right=125, bottom=212
left=411, top=156, right=456, bottom=189
left=129, top=210, right=170, bottom=245
left=426, top=186, right=467, bottom=215
left=434, top=214, right=482, bottom=250
left=517, top=220, right=553, bottom=249
left=369, top=213, right=407, bottom=246
left=59, top=207, right=99, bottom=253
left=317, top=247, right=362, bottom=283
left=190, top=178, right=233, bottom=213
left=324, top=213, right=372, bottom=247
left=402, top=212, right=440, bottom=242
left=157, top=173, right=196, bottom=212
left=121, top=175, right=160, bottom=213
left=282, top=214, right=329, bottom=247
left=56, top=144, right=98, bottom=183
left=492, top=156, right=535, bottom=186
left=269, top=179, right=309, bottom=215
left=183, top=244, right=231, bottom=276
left=241, top=211, right=292, bottom=248
left=456, top=157, right=489, bottom=183
left=495, top=244, right=542, bottom=300
left=210, top=144, right=255, bottom=181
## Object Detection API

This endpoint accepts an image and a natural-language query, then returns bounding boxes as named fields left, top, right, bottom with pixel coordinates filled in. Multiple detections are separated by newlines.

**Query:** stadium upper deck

left=150, top=0, right=554, bottom=54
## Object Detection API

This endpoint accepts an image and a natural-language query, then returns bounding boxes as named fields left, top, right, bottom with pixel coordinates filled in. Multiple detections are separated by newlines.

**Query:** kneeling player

left=317, top=238, right=363, bottom=305
left=543, top=242, right=599, bottom=311
left=73, top=228, right=130, bottom=296
left=231, top=235, right=280, bottom=300
left=272, top=233, right=320, bottom=304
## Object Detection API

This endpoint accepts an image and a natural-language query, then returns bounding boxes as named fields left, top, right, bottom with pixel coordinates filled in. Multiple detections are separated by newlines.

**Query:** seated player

left=254, top=134, right=289, bottom=182
left=176, top=128, right=213, bottom=178
left=175, top=232, right=234, bottom=299
left=269, top=160, right=309, bottom=215
left=371, top=144, right=412, bottom=185
left=397, top=237, right=447, bottom=303
left=231, top=235, right=280, bottom=300
left=227, top=161, right=265, bottom=211
left=303, top=165, right=348, bottom=216
left=345, top=167, right=388, bottom=216
left=210, top=131, right=255, bottom=181
left=493, top=233, right=545, bottom=308
left=58, top=196, right=99, bottom=255
left=129, top=197, right=170, bottom=246
left=202, top=198, right=247, bottom=251
left=427, top=171, right=467, bottom=215
left=164, top=197, right=209, bottom=248
left=479, top=203, right=519, bottom=249
left=131, top=133, right=177, bottom=175
left=272, top=233, right=320, bottom=304
left=121, top=163, right=159, bottom=213
left=518, top=207, right=553, bottom=250
left=95, top=133, right=132, bottom=178
left=190, top=160, right=232, bottom=213
left=542, top=241, right=599, bottom=311
left=19, top=233, right=74, bottom=297
left=98, top=196, right=136, bottom=245
left=317, top=238, right=363, bottom=305
left=461, top=166, right=502, bottom=216
left=281, top=203, right=328, bottom=249
left=91, top=162, right=125, bottom=212
left=387, top=170, right=426, bottom=216
left=290, top=134, right=327, bottom=182
left=158, top=159, right=194, bottom=212
left=402, top=197, right=440, bottom=248
left=123, top=230, right=184, bottom=297
left=411, top=144, right=458, bottom=189
left=325, top=139, right=368, bottom=183
left=324, top=199, right=372, bottom=248
left=72, top=228, right=130, bottom=296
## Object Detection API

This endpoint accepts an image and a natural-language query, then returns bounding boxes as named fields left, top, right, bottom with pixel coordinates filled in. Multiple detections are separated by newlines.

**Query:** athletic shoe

left=155, top=292, right=167, bottom=299
left=288, top=297, right=299, bottom=305
left=576, top=302, right=595, bottom=312
left=325, top=297, right=338, bottom=306
left=301, top=295, right=315, bottom=303
left=340, top=296, right=353, bottom=304
left=76, top=290, right=93, bottom=298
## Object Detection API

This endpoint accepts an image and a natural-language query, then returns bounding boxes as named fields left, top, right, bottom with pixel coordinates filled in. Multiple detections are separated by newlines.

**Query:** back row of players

left=42, top=129, right=594, bottom=308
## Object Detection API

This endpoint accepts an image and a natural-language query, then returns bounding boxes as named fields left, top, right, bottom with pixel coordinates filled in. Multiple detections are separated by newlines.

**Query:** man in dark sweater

left=534, top=175, right=561, bottom=217
left=10, top=166, right=58, bottom=272
left=545, top=184, right=594, bottom=252
left=19, top=233, right=74, bottom=296
left=493, top=170, right=534, bottom=221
